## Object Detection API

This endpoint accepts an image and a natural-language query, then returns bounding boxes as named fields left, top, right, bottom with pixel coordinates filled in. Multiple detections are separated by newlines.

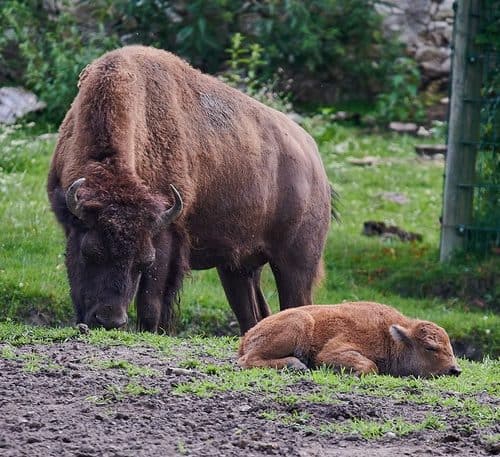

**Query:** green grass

left=0, top=342, right=62, bottom=372
left=313, top=415, right=445, bottom=438
left=86, top=381, right=160, bottom=405
left=92, top=359, right=161, bottom=377
left=0, top=321, right=498, bottom=439
left=0, top=118, right=498, bottom=355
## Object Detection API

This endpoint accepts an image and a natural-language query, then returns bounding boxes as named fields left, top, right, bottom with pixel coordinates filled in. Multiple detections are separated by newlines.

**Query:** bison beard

left=47, top=46, right=331, bottom=334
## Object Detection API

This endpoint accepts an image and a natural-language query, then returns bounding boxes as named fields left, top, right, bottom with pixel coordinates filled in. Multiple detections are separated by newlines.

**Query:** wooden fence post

left=440, top=0, right=483, bottom=261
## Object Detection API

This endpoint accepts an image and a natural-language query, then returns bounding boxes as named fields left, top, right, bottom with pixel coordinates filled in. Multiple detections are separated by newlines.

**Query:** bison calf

left=238, top=301, right=461, bottom=377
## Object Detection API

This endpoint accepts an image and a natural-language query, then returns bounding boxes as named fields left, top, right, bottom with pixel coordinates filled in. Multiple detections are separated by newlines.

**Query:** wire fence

left=442, top=0, right=500, bottom=257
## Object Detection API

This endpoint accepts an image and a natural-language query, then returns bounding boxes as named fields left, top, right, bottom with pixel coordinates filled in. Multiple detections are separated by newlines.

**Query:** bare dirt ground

left=0, top=341, right=498, bottom=457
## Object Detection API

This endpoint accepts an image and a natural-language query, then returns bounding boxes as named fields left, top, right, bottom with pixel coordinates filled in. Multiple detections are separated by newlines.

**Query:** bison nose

left=95, top=313, right=128, bottom=330
left=449, top=365, right=461, bottom=376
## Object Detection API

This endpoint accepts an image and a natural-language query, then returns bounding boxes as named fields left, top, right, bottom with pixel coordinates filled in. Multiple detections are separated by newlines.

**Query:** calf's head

left=55, top=172, right=183, bottom=330
left=390, top=320, right=460, bottom=377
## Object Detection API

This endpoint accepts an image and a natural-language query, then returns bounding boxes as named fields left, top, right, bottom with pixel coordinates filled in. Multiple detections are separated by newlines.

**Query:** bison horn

left=66, top=178, right=86, bottom=219
left=162, top=184, right=183, bottom=225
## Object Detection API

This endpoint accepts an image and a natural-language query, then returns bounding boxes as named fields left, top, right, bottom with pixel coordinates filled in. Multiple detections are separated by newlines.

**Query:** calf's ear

left=389, top=325, right=413, bottom=346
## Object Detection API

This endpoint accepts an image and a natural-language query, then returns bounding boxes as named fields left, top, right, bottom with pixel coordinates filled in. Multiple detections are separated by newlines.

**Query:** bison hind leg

left=217, top=265, right=270, bottom=335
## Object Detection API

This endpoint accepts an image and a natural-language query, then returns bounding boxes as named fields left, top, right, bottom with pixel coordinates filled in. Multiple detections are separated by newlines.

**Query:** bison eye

left=138, top=251, right=156, bottom=270
left=81, top=232, right=106, bottom=262
left=425, top=346, right=438, bottom=352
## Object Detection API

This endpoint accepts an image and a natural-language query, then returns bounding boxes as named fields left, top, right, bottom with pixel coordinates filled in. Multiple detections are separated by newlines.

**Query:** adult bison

left=47, top=45, right=331, bottom=334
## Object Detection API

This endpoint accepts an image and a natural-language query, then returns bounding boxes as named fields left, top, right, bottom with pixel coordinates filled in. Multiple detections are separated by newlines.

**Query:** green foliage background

left=0, top=0, right=498, bottom=355
left=0, top=0, right=404, bottom=124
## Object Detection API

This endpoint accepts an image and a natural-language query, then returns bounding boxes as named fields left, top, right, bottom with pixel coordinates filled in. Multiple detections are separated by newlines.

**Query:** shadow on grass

left=325, top=241, right=499, bottom=311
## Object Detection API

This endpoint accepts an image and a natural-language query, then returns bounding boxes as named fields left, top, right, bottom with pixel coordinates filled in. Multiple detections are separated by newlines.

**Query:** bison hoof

left=76, top=323, right=90, bottom=335
left=285, top=359, right=309, bottom=371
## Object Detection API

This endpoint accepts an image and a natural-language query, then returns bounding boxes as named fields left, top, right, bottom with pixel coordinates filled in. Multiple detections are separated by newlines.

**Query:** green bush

left=0, top=0, right=412, bottom=124
left=0, top=0, right=418, bottom=122
left=115, top=0, right=404, bottom=102
left=374, top=57, right=425, bottom=123
left=220, top=33, right=292, bottom=113
left=0, top=0, right=118, bottom=122
left=115, top=0, right=240, bottom=72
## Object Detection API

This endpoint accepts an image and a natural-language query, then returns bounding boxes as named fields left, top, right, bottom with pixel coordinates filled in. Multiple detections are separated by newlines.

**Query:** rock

left=376, top=1, right=454, bottom=85
left=347, top=156, right=380, bottom=166
left=165, top=367, right=199, bottom=376
left=415, top=144, right=447, bottom=156
left=485, top=441, right=500, bottom=455
left=286, top=112, right=304, bottom=125
left=414, top=45, right=449, bottom=64
left=421, top=58, right=450, bottom=78
left=389, top=122, right=418, bottom=134
left=378, top=192, right=410, bottom=204
left=76, top=323, right=89, bottom=335
left=363, top=221, right=423, bottom=242
left=332, top=111, right=360, bottom=122
left=0, top=87, right=46, bottom=124
left=37, top=133, right=58, bottom=142
left=344, top=433, right=361, bottom=441
left=417, top=126, right=431, bottom=137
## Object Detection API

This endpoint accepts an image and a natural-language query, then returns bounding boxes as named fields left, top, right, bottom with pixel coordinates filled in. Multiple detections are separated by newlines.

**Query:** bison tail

left=329, top=183, right=341, bottom=222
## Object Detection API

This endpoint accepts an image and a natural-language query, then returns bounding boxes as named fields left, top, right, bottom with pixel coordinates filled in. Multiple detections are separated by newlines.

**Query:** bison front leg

left=136, top=232, right=175, bottom=332
left=136, top=264, right=167, bottom=332
left=314, top=341, right=379, bottom=376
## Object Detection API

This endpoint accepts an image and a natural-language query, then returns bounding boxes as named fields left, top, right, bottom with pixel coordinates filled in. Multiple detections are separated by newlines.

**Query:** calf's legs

left=238, top=309, right=314, bottom=370
left=315, top=340, right=379, bottom=375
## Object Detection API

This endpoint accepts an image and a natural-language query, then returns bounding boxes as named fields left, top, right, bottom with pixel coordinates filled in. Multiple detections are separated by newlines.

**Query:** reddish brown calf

left=238, top=302, right=461, bottom=377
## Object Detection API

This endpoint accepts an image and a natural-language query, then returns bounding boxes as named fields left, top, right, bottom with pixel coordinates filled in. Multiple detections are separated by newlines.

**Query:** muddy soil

left=0, top=341, right=498, bottom=457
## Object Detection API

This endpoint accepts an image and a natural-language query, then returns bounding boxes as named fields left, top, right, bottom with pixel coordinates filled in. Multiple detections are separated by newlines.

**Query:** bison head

left=390, top=321, right=461, bottom=377
left=59, top=174, right=183, bottom=330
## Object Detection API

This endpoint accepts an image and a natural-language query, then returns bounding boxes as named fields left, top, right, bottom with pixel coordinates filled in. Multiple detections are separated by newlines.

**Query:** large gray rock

left=376, top=0, right=454, bottom=85
left=0, top=87, right=46, bottom=124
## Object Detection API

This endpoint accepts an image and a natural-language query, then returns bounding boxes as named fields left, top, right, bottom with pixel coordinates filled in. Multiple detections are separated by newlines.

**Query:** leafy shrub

left=115, top=0, right=404, bottom=102
left=245, top=0, right=404, bottom=101
left=115, top=0, right=241, bottom=72
left=0, top=0, right=118, bottom=122
left=220, top=33, right=292, bottom=113
left=374, top=57, right=425, bottom=123
left=1, top=0, right=409, bottom=123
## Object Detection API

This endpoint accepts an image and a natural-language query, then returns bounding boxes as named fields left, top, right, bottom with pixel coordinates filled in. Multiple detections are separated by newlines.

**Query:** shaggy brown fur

left=47, top=46, right=331, bottom=333
left=238, top=302, right=461, bottom=377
